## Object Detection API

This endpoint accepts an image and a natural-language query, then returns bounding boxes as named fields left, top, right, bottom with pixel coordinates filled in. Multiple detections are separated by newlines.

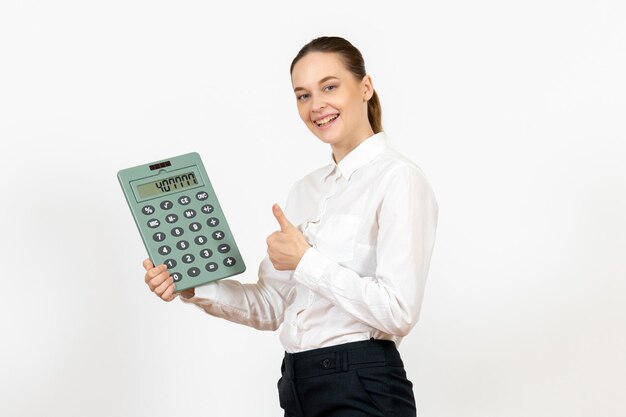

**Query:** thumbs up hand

left=267, top=203, right=311, bottom=270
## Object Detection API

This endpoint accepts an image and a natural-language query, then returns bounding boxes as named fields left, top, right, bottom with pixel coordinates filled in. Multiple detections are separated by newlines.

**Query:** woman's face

left=291, top=52, right=374, bottom=150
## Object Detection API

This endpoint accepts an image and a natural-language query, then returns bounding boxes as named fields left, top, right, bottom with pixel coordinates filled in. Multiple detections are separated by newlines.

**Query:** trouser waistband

left=282, top=339, right=403, bottom=380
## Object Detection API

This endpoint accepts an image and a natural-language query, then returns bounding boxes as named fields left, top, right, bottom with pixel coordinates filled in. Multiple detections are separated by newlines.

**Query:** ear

left=361, top=74, right=375, bottom=102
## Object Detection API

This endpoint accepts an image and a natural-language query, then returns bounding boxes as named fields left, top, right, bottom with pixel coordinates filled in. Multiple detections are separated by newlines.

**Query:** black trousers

left=277, top=339, right=417, bottom=417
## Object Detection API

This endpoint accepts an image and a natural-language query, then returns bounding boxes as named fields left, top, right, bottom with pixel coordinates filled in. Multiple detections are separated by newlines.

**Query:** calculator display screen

left=136, top=171, right=202, bottom=198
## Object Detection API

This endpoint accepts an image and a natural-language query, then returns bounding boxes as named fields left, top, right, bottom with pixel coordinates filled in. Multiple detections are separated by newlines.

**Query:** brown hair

left=290, top=36, right=383, bottom=134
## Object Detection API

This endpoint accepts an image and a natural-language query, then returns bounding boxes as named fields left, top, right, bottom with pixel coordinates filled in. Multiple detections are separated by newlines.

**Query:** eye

left=297, top=93, right=310, bottom=101
left=323, top=85, right=337, bottom=92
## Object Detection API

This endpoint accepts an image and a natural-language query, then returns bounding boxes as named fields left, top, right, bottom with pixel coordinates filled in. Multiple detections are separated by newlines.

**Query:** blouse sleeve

left=292, top=164, right=439, bottom=336
left=178, top=255, right=295, bottom=331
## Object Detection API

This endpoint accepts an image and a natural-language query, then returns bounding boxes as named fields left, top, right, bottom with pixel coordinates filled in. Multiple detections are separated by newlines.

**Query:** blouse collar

left=324, top=131, right=389, bottom=181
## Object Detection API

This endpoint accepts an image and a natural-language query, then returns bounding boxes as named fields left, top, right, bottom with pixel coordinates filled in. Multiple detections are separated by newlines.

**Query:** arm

left=178, top=255, right=295, bottom=331
left=176, top=180, right=309, bottom=331
left=293, top=165, right=438, bottom=336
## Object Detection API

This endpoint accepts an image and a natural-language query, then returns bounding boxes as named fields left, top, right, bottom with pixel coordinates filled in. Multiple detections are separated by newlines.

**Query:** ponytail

left=368, top=90, right=383, bottom=133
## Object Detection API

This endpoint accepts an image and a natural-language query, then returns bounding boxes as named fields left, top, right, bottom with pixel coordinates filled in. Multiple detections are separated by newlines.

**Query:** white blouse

left=180, top=132, right=439, bottom=353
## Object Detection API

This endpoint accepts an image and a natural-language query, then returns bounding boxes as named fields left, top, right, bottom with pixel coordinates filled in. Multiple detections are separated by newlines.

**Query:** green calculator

left=118, top=152, right=246, bottom=292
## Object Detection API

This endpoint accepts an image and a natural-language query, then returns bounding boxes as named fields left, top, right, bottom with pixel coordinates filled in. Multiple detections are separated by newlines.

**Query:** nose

left=311, top=94, right=326, bottom=113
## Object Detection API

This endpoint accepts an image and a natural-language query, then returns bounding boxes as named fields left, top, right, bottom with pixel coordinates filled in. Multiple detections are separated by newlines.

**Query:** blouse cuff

left=178, top=281, right=219, bottom=303
left=293, top=247, right=333, bottom=291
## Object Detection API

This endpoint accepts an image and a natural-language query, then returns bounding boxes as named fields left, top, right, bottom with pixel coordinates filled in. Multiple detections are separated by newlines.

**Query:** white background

left=1, top=1, right=625, bottom=416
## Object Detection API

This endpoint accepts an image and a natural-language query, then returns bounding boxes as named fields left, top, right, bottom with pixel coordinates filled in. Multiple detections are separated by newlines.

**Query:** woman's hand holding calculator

left=143, top=259, right=195, bottom=301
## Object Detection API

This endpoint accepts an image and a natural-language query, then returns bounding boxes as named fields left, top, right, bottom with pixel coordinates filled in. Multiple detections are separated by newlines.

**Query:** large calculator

left=118, top=152, right=246, bottom=292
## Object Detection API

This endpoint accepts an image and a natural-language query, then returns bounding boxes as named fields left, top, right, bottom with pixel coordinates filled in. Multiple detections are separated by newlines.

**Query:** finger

left=266, top=231, right=280, bottom=247
left=144, top=264, right=167, bottom=285
left=147, top=269, right=170, bottom=291
left=161, top=282, right=178, bottom=302
left=154, top=274, right=174, bottom=296
left=272, top=203, right=294, bottom=231
left=142, top=258, right=154, bottom=271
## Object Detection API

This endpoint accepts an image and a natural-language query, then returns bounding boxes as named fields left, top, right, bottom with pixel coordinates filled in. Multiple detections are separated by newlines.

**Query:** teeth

left=315, top=114, right=339, bottom=126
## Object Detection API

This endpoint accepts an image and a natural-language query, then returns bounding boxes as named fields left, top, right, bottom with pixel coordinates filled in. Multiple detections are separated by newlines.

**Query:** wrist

left=299, top=243, right=311, bottom=261
left=179, top=288, right=195, bottom=299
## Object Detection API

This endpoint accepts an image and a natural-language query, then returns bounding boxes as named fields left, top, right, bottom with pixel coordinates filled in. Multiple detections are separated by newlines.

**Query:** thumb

left=272, top=203, right=294, bottom=232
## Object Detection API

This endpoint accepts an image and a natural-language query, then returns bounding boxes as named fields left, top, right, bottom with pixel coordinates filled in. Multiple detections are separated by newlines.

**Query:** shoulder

left=373, top=147, right=439, bottom=215
left=374, top=147, right=433, bottom=189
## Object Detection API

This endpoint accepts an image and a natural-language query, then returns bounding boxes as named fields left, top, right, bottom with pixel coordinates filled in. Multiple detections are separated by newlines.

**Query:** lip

left=313, top=113, right=339, bottom=123
left=313, top=113, right=340, bottom=130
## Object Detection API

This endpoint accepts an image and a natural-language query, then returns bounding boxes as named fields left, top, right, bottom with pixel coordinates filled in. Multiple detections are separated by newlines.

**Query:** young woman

left=143, top=36, right=438, bottom=417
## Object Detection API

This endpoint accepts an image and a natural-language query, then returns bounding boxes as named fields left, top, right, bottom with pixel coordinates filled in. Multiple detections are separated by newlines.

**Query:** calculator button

left=182, top=254, right=195, bottom=264
left=223, top=257, right=237, bottom=267
left=171, top=272, right=182, bottom=282
left=183, top=209, right=197, bottom=219
left=158, top=245, right=172, bottom=255
left=189, top=222, right=202, bottom=232
left=205, top=262, right=218, bottom=272
left=196, top=191, right=209, bottom=200
left=171, top=227, right=184, bottom=237
left=217, top=244, right=230, bottom=254
left=207, top=217, right=220, bottom=227
left=147, top=219, right=161, bottom=228
left=176, top=240, right=190, bottom=250
left=195, top=235, right=208, bottom=245
left=153, top=232, right=166, bottom=242
left=141, top=205, right=155, bottom=215
left=164, top=259, right=177, bottom=268
left=201, top=204, right=214, bottom=214
left=200, top=248, right=213, bottom=258
left=178, top=196, right=191, bottom=205
left=165, top=214, right=179, bottom=224
left=212, top=230, right=225, bottom=240
left=160, top=200, right=173, bottom=210
left=188, top=267, right=200, bottom=277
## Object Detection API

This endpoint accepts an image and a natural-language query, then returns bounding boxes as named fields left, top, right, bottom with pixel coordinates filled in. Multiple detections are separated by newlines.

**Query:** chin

left=313, top=132, right=340, bottom=146
left=308, top=124, right=340, bottom=145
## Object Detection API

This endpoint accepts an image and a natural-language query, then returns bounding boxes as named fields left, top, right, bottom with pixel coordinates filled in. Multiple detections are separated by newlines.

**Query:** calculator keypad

left=119, top=153, right=246, bottom=291
left=139, top=191, right=240, bottom=283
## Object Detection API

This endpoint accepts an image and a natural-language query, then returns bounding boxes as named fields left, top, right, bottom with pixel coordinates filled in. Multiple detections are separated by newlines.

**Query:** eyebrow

left=293, top=76, right=340, bottom=92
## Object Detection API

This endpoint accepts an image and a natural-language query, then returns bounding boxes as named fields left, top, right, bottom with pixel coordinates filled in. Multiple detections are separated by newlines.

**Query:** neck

left=332, top=126, right=376, bottom=164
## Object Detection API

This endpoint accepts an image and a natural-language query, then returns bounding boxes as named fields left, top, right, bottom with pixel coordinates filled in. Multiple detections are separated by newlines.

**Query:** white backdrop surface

left=1, top=1, right=624, bottom=416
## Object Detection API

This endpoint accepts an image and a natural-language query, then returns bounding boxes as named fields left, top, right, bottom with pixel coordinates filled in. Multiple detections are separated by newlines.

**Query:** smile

left=314, top=113, right=339, bottom=127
